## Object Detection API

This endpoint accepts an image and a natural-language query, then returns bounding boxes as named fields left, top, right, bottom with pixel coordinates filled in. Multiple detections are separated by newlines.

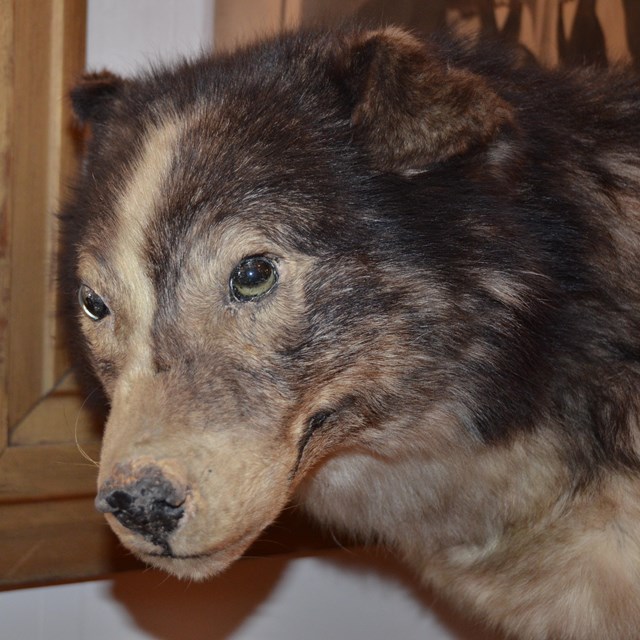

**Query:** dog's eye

left=78, top=284, right=110, bottom=321
left=230, top=256, right=278, bottom=302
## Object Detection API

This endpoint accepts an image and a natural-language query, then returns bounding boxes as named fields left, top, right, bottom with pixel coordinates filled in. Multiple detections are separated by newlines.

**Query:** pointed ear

left=70, top=71, right=125, bottom=124
left=333, top=28, right=514, bottom=173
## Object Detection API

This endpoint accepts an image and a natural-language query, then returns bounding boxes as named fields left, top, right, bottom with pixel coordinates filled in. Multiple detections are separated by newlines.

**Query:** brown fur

left=64, top=27, right=640, bottom=639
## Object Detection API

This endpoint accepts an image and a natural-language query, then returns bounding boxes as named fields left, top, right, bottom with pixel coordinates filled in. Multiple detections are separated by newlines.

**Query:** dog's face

left=68, top=27, right=514, bottom=579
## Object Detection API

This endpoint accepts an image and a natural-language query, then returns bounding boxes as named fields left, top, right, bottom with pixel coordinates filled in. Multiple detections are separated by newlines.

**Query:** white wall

left=0, top=3, right=497, bottom=639
left=86, top=0, right=215, bottom=75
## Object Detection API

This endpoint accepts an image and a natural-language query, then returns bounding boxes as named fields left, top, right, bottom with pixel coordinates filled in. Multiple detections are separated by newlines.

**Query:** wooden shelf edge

left=0, top=498, right=337, bottom=589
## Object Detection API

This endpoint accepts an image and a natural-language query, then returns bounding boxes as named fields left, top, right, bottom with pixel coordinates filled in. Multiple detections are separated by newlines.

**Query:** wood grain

left=214, top=0, right=313, bottom=51
left=0, top=498, right=140, bottom=587
left=0, top=0, right=11, bottom=456
left=0, top=443, right=100, bottom=502
left=8, top=0, right=55, bottom=426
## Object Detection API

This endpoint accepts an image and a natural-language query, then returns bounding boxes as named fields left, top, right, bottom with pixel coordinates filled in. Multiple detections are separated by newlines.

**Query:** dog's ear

left=333, top=27, right=513, bottom=173
left=70, top=71, right=125, bottom=124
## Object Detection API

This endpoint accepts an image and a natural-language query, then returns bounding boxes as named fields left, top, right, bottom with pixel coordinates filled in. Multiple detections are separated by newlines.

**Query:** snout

left=95, top=407, right=299, bottom=579
left=96, top=463, right=187, bottom=551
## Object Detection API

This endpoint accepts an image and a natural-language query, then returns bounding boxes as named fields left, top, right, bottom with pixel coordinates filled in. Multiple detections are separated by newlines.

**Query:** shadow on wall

left=109, top=557, right=287, bottom=639
left=109, top=549, right=506, bottom=640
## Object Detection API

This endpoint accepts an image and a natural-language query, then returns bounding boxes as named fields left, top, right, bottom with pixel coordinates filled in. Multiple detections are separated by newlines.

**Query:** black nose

left=96, top=465, right=185, bottom=549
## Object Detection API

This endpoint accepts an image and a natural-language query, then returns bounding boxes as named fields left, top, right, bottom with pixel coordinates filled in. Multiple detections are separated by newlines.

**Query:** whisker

left=73, top=386, right=101, bottom=467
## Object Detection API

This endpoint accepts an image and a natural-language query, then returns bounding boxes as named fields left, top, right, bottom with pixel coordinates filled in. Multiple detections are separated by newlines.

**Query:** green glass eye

left=78, top=284, right=110, bottom=321
left=230, top=256, right=278, bottom=302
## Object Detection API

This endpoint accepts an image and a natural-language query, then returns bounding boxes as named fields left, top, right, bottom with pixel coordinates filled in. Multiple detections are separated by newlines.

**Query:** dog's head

left=67, top=27, right=516, bottom=579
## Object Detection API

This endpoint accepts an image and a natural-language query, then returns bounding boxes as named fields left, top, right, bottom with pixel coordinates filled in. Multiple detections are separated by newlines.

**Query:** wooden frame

left=0, top=0, right=127, bottom=588
left=214, top=0, right=302, bottom=50
left=213, top=0, right=375, bottom=51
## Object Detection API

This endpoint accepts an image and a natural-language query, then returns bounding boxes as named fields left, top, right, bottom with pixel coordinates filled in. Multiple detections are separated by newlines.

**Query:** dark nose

left=96, top=465, right=186, bottom=549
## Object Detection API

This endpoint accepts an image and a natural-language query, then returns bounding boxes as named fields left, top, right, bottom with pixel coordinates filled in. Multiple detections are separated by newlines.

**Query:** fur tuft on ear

left=70, top=71, right=125, bottom=124
left=334, top=27, right=514, bottom=173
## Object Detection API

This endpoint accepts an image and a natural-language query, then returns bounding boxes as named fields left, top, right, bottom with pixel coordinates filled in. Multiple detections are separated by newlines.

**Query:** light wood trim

left=282, top=0, right=303, bottom=28
left=7, top=0, right=86, bottom=427
left=10, top=373, right=104, bottom=447
left=46, top=0, right=87, bottom=383
left=0, top=443, right=100, bottom=502
left=0, top=498, right=138, bottom=587
left=0, top=0, right=13, bottom=457
left=596, top=0, right=632, bottom=64
left=0, top=0, right=99, bottom=589
left=9, top=0, right=56, bottom=426
left=214, top=0, right=286, bottom=51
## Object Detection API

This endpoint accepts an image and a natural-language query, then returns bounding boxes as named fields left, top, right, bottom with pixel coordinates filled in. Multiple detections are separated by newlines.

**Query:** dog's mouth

left=137, top=529, right=260, bottom=579
left=146, top=530, right=254, bottom=560
left=148, top=549, right=212, bottom=560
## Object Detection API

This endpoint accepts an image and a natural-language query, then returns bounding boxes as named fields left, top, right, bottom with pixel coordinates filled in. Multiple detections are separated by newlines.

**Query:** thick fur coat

left=64, top=27, right=640, bottom=639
